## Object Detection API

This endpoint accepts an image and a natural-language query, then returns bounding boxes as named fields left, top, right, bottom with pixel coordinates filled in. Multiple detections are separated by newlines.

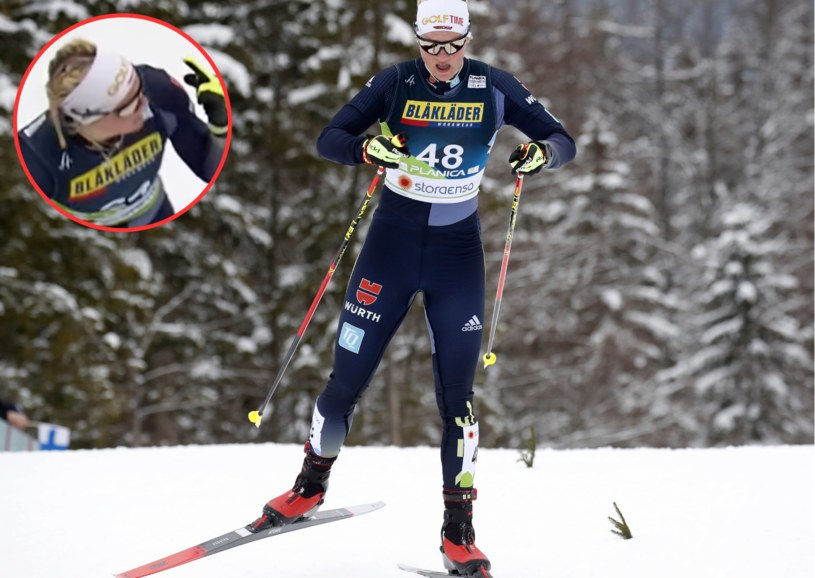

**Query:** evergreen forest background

left=0, top=0, right=812, bottom=450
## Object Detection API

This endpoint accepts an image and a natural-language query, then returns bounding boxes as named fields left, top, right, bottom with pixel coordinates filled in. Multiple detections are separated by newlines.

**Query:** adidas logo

left=461, top=315, right=483, bottom=332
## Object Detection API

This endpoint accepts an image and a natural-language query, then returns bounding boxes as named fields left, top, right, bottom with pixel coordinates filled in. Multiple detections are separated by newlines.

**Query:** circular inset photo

left=13, top=13, right=231, bottom=232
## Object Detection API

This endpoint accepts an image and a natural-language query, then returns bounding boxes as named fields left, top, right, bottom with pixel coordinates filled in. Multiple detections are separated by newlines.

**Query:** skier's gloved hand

left=362, top=133, right=410, bottom=169
left=509, top=141, right=551, bottom=175
left=182, top=57, right=228, bottom=137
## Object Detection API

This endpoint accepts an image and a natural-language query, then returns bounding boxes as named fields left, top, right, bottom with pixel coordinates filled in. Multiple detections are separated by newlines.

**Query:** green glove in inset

left=183, top=57, right=228, bottom=137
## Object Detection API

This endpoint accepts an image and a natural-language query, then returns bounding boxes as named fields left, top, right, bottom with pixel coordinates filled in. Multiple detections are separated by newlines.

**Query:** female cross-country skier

left=17, top=38, right=227, bottom=228
left=247, top=1, right=576, bottom=576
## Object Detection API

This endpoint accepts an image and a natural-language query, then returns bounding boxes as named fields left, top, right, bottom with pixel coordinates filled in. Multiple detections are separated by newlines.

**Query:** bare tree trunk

left=387, top=361, right=403, bottom=447
left=652, top=0, right=673, bottom=239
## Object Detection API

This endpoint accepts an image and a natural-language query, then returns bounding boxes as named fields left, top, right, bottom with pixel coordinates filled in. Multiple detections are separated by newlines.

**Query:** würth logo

left=356, top=278, right=382, bottom=306
left=461, top=316, right=483, bottom=332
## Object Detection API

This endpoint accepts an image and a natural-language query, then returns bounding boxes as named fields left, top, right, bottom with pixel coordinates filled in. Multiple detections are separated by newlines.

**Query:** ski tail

left=115, top=546, right=208, bottom=577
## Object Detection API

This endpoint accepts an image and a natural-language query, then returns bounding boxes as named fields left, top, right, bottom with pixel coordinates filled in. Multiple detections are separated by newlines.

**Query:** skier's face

left=84, top=78, right=147, bottom=139
left=417, top=31, right=469, bottom=82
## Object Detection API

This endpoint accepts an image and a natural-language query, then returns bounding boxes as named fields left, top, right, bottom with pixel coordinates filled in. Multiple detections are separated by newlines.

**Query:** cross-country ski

left=115, top=501, right=384, bottom=578
left=399, top=561, right=494, bottom=578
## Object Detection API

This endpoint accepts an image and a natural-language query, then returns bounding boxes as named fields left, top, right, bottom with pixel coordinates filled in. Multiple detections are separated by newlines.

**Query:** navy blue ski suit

left=312, top=57, right=575, bottom=490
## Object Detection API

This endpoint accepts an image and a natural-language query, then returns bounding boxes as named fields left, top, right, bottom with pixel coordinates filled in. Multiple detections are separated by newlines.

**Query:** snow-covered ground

left=0, top=443, right=813, bottom=578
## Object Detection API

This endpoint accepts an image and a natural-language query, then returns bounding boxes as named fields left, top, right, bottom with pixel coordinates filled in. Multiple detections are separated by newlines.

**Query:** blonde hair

left=46, top=39, right=97, bottom=149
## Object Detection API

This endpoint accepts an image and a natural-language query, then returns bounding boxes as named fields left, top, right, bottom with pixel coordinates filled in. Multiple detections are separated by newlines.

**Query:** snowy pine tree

left=656, top=0, right=813, bottom=445
left=659, top=203, right=813, bottom=444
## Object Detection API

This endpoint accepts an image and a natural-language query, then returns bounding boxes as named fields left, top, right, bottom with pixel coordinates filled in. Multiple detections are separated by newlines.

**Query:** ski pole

left=248, top=166, right=386, bottom=428
left=483, top=174, right=524, bottom=369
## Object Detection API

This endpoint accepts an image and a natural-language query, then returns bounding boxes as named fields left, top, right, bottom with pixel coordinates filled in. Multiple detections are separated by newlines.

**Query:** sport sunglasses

left=416, top=32, right=470, bottom=56
left=110, top=79, right=145, bottom=117
left=68, top=76, right=144, bottom=120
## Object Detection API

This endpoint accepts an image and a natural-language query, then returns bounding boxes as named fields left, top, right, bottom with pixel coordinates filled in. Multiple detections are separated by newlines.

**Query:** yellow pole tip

left=248, top=410, right=262, bottom=426
left=483, top=353, right=497, bottom=368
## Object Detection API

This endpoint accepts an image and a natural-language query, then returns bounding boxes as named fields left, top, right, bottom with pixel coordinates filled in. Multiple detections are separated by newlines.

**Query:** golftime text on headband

left=61, top=51, right=139, bottom=125
left=414, top=0, right=470, bottom=37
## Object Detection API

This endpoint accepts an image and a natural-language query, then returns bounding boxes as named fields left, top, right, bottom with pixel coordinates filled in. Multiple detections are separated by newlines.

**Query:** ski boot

left=440, top=489, right=492, bottom=577
left=246, top=442, right=336, bottom=533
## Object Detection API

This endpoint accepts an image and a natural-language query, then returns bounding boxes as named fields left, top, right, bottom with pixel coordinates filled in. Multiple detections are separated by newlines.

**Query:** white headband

left=60, top=51, right=138, bottom=125
left=415, top=0, right=470, bottom=37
